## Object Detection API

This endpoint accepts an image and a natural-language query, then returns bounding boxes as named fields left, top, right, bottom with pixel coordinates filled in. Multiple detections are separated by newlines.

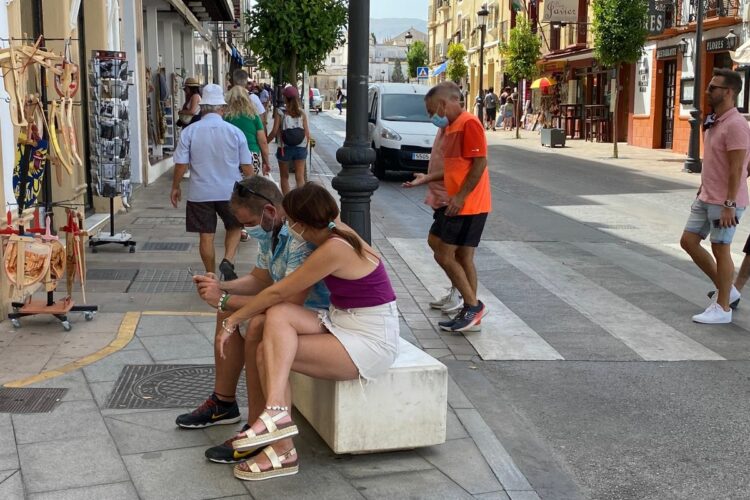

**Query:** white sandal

left=232, top=410, right=298, bottom=451
left=234, top=445, right=298, bottom=481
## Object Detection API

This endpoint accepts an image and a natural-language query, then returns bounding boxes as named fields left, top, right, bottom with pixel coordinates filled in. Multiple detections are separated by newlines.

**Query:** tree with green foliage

left=500, top=16, right=541, bottom=138
left=392, top=60, right=405, bottom=83
left=447, top=42, right=468, bottom=83
left=593, top=0, right=648, bottom=158
left=406, top=40, right=428, bottom=79
left=244, top=0, right=347, bottom=85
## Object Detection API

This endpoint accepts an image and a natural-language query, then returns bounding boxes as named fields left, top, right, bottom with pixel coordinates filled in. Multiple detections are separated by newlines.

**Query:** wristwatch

left=724, top=200, right=737, bottom=208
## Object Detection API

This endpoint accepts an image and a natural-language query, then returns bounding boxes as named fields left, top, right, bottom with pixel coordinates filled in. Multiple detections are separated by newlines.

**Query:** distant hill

left=370, top=18, right=427, bottom=43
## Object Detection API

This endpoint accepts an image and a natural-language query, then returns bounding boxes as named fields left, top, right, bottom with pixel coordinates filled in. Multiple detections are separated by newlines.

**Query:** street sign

left=416, top=66, right=429, bottom=79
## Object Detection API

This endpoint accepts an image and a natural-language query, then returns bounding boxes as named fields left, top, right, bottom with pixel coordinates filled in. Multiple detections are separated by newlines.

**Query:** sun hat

left=282, top=85, right=299, bottom=99
left=184, top=77, right=201, bottom=87
left=201, top=83, right=227, bottom=106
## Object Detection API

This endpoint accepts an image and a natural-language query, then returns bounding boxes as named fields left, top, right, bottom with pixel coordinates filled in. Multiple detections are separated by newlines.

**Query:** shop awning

left=731, top=40, right=750, bottom=64
left=164, top=0, right=212, bottom=41
left=184, top=0, right=234, bottom=21
left=432, top=61, right=448, bottom=77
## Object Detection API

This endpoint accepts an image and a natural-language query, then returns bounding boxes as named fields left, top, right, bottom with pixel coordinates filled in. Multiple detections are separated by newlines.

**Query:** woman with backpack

left=268, top=86, right=309, bottom=194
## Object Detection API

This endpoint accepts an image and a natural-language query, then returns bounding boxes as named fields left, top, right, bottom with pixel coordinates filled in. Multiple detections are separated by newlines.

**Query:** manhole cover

left=106, top=365, right=247, bottom=409
left=0, top=388, right=68, bottom=414
left=140, top=242, right=191, bottom=251
left=133, top=217, right=185, bottom=225
left=87, top=268, right=138, bottom=281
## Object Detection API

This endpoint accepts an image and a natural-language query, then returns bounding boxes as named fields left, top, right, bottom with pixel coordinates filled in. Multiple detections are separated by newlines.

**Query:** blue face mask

left=431, top=113, right=449, bottom=128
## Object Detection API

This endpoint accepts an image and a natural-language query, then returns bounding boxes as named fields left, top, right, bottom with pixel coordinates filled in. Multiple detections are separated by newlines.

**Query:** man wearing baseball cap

left=172, top=83, right=253, bottom=281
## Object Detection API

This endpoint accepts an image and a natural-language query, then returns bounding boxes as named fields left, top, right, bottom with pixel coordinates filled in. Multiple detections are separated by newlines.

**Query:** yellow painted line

left=4, top=311, right=141, bottom=388
left=141, top=310, right=215, bottom=317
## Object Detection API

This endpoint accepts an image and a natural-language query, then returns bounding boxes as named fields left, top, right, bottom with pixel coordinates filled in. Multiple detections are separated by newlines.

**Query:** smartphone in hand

left=712, top=217, right=740, bottom=228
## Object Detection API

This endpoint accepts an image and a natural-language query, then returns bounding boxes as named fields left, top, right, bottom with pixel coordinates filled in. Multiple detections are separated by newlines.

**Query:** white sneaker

left=431, top=287, right=460, bottom=310
left=692, top=303, right=732, bottom=324
left=707, top=285, right=741, bottom=309
left=441, top=290, right=464, bottom=314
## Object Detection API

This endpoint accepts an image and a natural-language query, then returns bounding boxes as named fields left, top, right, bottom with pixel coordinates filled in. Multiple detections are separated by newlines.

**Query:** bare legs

left=278, top=161, right=291, bottom=195
left=680, top=231, right=734, bottom=310
left=213, top=312, right=266, bottom=407
left=277, top=160, right=306, bottom=195
left=433, top=241, right=478, bottom=306
left=198, top=227, right=242, bottom=274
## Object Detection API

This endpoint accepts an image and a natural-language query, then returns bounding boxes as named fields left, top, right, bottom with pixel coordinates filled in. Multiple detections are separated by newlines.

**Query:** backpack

left=281, top=112, right=305, bottom=146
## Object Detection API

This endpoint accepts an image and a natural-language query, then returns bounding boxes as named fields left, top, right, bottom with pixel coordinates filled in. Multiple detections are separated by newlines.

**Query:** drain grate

left=134, top=269, right=192, bottom=282
left=140, top=242, right=191, bottom=251
left=87, top=268, right=139, bottom=281
left=106, top=365, right=247, bottom=409
left=0, top=388, right=68, bottom=414
left=133, top=217, right=186, bottom=225
left=594, top=223, right=638, bottom=230
left=127, top=281, right=195, bottom=293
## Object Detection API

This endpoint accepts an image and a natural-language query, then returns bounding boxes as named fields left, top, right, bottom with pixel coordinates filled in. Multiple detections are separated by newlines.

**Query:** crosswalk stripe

left=388, top=238, right=564, bottom=361
left=575, top=242, right=750, bottom=333
left=485, top=241, right=725, bottom=361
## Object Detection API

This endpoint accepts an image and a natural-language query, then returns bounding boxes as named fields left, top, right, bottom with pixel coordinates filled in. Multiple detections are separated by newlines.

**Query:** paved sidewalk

left=0, top=121, right=541, bottom=498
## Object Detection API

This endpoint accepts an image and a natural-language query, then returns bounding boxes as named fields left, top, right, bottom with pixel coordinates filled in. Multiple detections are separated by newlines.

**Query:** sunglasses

left=707, top=84, right=729, bottom=92
left=233, top=181, right=274, bottom=205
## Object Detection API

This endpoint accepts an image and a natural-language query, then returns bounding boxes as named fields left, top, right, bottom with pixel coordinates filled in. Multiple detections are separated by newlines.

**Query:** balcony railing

left=662, top=0, right=740, bottom=29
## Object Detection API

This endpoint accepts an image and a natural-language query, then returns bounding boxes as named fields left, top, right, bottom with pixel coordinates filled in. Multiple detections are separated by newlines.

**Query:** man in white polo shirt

left=171, top=83, right=253, bottom=280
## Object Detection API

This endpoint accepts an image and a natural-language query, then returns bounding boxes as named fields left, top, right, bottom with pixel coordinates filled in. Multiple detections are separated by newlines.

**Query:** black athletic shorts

left=437, top=211, right=488, bottom=248
left=186, top=201, right=242, bottom=233
left=429, top=206, right=447, bottom=237
left=486, top=107, right=497, bottom=121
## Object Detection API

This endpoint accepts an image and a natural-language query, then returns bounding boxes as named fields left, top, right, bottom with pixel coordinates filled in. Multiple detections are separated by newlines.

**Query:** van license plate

left=412, top=153, right=430, bottom=161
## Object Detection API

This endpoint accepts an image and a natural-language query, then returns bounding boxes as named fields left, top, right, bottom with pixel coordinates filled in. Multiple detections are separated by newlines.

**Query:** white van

left=367, top=83, right=437, bottom=179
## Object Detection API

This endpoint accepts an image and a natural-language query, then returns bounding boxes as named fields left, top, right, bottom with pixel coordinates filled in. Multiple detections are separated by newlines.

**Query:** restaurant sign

left=706, top=37, right=732, bottom=52
left=542, top=0, right=578, bottom=23
left=656, top=46, right=679, bottom=60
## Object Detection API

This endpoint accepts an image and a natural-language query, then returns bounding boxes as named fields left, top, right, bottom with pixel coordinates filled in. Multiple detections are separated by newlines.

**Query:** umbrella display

left=530, top=77, right=556, bottom=90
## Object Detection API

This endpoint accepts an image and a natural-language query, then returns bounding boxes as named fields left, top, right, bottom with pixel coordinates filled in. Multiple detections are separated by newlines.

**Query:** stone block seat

left=290, top=338, right=447, bottom=454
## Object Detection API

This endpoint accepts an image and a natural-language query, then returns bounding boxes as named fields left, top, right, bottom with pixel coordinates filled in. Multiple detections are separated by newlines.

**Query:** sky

left=370, top=0, right=428, bottom=20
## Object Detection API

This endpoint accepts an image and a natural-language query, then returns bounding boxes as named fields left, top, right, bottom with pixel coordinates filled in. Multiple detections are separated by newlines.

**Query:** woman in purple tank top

left=220, top=182, right=399, bottom=482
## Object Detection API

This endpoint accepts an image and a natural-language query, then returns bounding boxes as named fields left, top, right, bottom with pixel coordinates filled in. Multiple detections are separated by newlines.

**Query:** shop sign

left=706, top=37, right=732, bottom=52
left=542, top=0, right=578, bottom=23
left=647, top=0, right=665, bottom=36
left=543, top=61, right=565, bottom=72
left=656, top=46, right=678, bottom=60
left=638, top=57, right=650, bottom=93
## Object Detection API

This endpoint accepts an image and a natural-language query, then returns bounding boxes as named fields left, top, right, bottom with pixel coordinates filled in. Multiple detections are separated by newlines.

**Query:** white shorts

left=318, top=301, right=400, bottom=381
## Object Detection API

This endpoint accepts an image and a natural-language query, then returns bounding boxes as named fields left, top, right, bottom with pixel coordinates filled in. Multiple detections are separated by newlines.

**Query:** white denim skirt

left=318, top=301, right=400, bottom=381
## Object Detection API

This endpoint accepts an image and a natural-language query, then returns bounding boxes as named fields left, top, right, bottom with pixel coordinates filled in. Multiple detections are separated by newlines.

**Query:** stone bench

left=290, top=338, right=447, bottom=454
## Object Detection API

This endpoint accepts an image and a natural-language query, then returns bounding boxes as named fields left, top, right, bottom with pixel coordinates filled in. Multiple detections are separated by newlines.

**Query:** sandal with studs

left=232, top=407, right=298, bottom=451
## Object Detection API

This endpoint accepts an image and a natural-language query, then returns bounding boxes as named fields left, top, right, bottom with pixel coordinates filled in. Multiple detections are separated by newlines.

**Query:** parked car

left=367, top=83, right=436, bottom=179
left=310, top=87, right=323, bottom=112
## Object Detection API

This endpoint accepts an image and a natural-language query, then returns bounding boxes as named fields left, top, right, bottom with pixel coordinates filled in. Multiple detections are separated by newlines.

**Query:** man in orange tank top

left=408, top=82, right=491, bottom=333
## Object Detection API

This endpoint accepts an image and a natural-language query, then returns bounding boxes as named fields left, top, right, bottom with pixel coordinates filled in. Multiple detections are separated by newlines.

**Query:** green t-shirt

left=225, top=114, right=264, bottom=153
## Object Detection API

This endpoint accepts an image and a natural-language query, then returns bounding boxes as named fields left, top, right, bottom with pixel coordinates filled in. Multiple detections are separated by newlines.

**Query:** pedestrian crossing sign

left=417, top=67, right=429, bottom=79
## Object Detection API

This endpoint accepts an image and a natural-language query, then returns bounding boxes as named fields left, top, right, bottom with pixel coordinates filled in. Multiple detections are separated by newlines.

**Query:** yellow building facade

left=427, top=0, right=511, bottom=105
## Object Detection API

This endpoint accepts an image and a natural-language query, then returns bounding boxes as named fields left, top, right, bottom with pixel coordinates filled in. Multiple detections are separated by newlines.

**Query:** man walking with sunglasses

left=171, top=83, right=254, bottom=281
left=178, top=176, right=329, bottom=465
left=680, top=68, right=750, bottom=324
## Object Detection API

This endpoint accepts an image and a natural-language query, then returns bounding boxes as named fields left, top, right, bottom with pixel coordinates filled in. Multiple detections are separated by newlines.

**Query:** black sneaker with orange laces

left=205, top=424, right=260, bottom=464
left=175, top=393, right=241, bottom=429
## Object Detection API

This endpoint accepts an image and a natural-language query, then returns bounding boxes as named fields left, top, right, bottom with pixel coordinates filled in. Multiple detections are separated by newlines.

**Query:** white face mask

left=245, top=209, right=275, bottom=238
left=288, top=222, right=306, bottom=243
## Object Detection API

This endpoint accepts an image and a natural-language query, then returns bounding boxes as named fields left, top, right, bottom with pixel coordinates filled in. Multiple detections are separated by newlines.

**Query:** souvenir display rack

left=1, top=35, right=97, bottom=330
left=87, top=50, right=136, bottom=253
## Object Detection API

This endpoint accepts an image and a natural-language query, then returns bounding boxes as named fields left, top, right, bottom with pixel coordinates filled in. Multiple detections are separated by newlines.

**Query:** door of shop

left=661, top=60, right=677, bottom=149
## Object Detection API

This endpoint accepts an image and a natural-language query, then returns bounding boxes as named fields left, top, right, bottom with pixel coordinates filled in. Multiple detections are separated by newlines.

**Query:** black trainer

left=175, top=393, right=241, bottom=429
left=219, top=258, right=238, bottom=281
left=205, top=424, right=260, bottom=464
left=442, top=301, right=487, bottom=333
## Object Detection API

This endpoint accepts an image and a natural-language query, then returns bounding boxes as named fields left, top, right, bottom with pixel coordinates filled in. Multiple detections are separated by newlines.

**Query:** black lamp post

left=476, top=4, right=489, bottom=123
left=332, top=0, right=378, bottom=243
left=683, top=0, right=704, bottom=173
left=405, top=31, right=413, bottom=82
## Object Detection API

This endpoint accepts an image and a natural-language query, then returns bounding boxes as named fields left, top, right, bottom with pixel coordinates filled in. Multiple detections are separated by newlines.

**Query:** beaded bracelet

left=218, top=292, right=230, bottom=312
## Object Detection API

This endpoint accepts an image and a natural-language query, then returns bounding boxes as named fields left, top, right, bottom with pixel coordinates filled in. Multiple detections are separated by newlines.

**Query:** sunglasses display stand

left=87, top=50, right=136, bottom=253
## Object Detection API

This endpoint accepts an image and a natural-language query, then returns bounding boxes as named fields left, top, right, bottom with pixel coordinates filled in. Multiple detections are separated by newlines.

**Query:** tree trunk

left=612, top=63, right=619, bottom=159
left=289, top=52, right=298, bottom=87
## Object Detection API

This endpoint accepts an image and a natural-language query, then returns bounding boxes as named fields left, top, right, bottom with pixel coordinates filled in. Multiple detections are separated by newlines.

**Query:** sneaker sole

left=233, top=425, right=299, bottom=451
left=450, top=309, right=489, bottom=333
left=177, top=416, right=242, bottom=429
left=429, top=302, right=448, bottom=309
left=692, top=317, right=732, bottom=324
left=441, top=304, right=464, bottom=315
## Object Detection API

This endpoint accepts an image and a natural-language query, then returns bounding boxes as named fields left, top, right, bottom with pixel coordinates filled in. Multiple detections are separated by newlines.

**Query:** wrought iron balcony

left=662, top=0, right=740, bottom=29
